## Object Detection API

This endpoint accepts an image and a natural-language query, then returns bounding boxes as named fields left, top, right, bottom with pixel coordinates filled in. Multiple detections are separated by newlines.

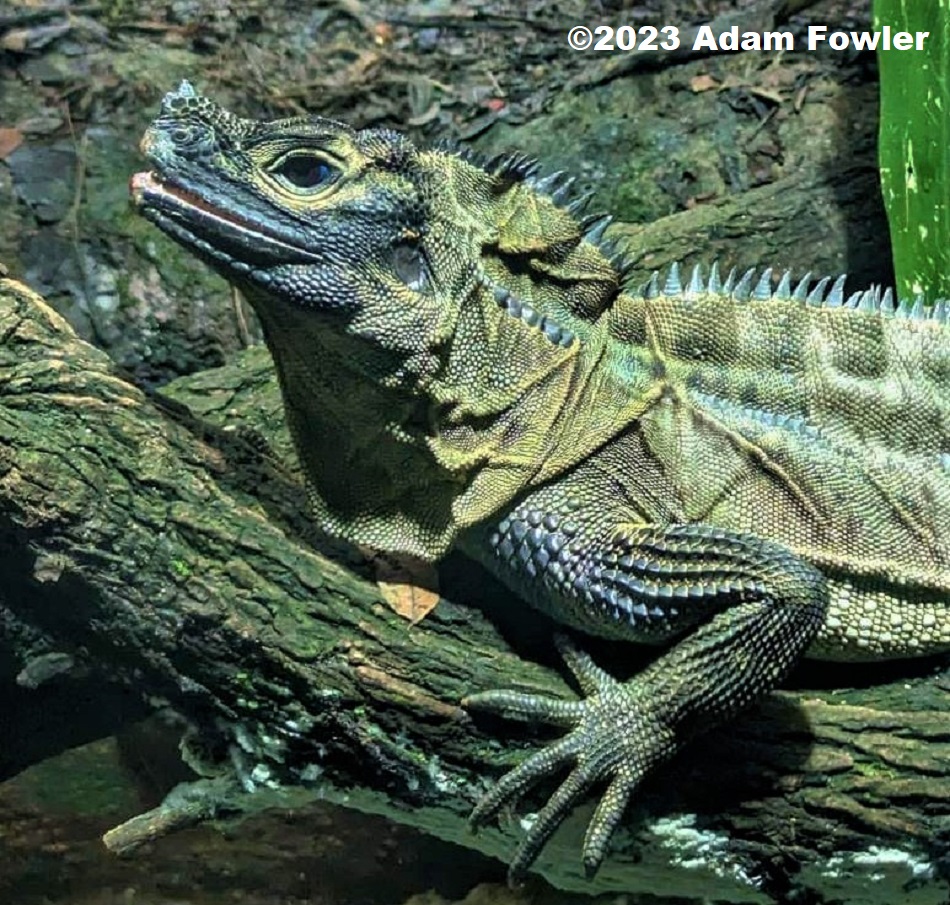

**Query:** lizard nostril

left=161, top=121, right=215, bottom=156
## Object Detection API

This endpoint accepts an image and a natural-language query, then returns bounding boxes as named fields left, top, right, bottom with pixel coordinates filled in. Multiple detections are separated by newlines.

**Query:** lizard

left=130, top=81, right=950, bottom=883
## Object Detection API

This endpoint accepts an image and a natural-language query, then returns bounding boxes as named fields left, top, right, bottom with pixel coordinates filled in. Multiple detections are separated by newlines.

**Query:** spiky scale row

left=474, top=152, right=840, bottom=308
left=489, top=280, right=576, bottom=348
left=473, top=149, right=945, bottom=324
left=524, top=167, right=599, bottom=221
left=637, top=261, right=948, bottom=322
left=532, top=171, right=567, bottom=194
left=439, top=143, right=543, bottom=184
left=580, top=214, right=612, bottom=246
left=490, top=150, right=541, bottom=182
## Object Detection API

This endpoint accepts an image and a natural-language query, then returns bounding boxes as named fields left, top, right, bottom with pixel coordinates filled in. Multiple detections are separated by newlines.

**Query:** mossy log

left=0, top=277, right=947, bottom=903
left=614, top=164, right=893, bottom=292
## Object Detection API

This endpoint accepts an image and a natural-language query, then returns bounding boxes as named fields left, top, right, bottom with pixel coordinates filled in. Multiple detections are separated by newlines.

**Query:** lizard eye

left=269, top=154, right=337, bottom=192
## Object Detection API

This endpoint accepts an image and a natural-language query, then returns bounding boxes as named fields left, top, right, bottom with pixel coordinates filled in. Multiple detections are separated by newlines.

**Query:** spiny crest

left=432, top=140, right=542, bottom=184
left=637, top=262, right=949, bottom=323
left=436, top=138, right=639, bottom=279
left=478, top=271, right=577, bottom=349
left=523, top=170, right=631, bottom=249
left=432, top=138, right=611, bottom=235
left=488, top=150, right=541, bottom=183
left=520, top=167, right=642, bottom=282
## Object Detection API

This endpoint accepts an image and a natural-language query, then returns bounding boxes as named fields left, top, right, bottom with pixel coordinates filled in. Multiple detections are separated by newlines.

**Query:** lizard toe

left=469, top=732, right=584, bottom=829
left=463, top=688, right=584, bottom=728
left=507, top=765, right=593, bottom=885
left=582, top=773, right=637, bottom=877
left=553, top=632, right=617, bottom=695
left=468, top=658, right=673, bottom=877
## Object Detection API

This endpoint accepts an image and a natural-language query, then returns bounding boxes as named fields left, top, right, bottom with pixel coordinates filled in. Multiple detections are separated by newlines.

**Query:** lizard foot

left=463, top=634, right=672, bottom=883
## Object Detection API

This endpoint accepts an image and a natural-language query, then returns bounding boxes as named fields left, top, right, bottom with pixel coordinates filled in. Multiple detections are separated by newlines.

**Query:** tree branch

left=1, top=277, right=947, bottom=900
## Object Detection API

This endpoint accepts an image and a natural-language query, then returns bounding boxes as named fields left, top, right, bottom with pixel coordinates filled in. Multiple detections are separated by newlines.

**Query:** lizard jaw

left=130, top=170, right=321, bottom=269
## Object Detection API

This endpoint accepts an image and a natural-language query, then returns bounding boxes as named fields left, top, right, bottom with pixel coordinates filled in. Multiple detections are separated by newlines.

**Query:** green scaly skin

left=131, top=82, right=950, bottom=883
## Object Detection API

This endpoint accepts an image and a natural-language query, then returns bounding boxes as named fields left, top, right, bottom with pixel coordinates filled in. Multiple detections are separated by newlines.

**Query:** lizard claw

left=464, top=637, right=673, bottom=882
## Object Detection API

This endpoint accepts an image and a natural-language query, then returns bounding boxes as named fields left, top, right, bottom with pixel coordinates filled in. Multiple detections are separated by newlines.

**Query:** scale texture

left=132, top=82, right=950, bottom=881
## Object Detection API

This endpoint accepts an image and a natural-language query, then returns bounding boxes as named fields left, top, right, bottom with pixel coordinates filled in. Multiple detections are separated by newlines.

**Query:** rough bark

left=613, top=163, right=893, bottom=293
left=0, top=276, right=947, bottom=903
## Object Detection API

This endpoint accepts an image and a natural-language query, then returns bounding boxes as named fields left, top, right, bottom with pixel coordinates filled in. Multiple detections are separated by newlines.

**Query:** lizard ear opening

left=390, top=241, right=430, bottom=293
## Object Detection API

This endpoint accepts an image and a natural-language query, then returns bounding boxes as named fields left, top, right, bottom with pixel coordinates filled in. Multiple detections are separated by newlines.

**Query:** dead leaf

left=690, top=74, right=720, bottom=93
left=17, top=113, right=63, bottom=135
left=363, top=550, right=440, bottom=623
left=33, top=552, right=69, bottom=584
left=372, top=22, right=393, bottom=45
left=0, top=128, right=23, bottom=160
left=0, top=28, right=28, bottom=52
left=1, top=22, right=70, bottom=53
left=794, top=85, right=809, bottom=113
left=406, top=101, right=441, bottom=127
left=378, top=578, right=440, bottom=623
left=747, top=86, right=784, bottom=105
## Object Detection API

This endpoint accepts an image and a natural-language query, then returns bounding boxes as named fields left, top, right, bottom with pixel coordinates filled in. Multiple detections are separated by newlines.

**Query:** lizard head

left=131, top=81, right=448, bottom=366
left=132, top=82, right=621, bottom=557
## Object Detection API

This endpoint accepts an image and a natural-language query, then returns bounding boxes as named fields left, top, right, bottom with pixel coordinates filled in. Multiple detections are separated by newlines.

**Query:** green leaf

left=874, top=2, right=950, bottom=301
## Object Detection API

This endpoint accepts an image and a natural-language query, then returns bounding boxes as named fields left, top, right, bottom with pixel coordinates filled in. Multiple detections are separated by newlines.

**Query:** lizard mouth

left=130, top=171, right=320, bottom=268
